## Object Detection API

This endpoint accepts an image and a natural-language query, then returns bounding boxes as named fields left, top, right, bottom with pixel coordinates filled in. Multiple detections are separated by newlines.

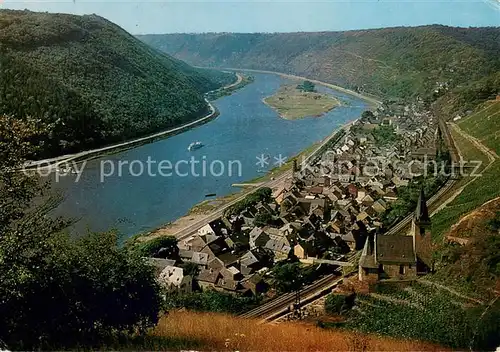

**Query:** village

left=147, top=99, right=443, bottom=299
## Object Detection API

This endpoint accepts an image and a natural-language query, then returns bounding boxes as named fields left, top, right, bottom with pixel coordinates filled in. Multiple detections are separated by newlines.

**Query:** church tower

left=410, top=188, right=433, bottom=273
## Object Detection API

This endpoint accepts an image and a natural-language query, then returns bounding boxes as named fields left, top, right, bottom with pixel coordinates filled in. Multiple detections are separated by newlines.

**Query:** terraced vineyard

left=459, top=101, right=500, bottom=155
left=432, top=101, right=500, bottom=241
left=348, top=282, right=496, bottom=349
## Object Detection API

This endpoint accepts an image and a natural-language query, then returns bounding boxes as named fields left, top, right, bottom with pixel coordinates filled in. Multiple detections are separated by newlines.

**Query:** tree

left=136, top=235, right=179, bottom=259
left=0, top=115, right=162, bottom=350
left=297, top=80, right=315, bottom=92
left=181, top=262, right=201, bottom=277
left=361, top=110, right=375, bottom=120
left=325, top=293, right=355, bottom=315
left=254, top=212, right=273, bottom=227
left=272, top=262, right=305, bottom=293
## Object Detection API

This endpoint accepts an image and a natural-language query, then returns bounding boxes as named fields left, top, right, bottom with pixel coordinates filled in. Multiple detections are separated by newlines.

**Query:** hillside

left=0, top=10, right=234, bottom=158
left=138, top=26, right=500, bottom=103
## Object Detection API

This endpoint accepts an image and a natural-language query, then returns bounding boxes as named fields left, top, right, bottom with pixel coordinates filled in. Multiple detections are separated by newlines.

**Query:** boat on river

left=188, top=141, right=204, bottom=151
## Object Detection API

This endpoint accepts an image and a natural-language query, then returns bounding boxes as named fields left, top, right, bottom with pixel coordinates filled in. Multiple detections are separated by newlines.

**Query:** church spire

left=415, top=187, right=430, bottom=224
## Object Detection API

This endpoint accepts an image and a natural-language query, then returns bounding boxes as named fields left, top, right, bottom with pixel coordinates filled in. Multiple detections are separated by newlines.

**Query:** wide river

left=52, top=72, right=368, bottom=237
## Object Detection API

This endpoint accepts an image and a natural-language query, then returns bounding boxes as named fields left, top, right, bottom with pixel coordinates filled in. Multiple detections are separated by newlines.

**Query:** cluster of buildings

left=151, top=102, right=441, bottom=295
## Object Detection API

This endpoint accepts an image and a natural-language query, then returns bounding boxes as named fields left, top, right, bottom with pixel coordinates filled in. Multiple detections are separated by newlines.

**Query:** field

left=432, top=102, right=500, bottom=242
left=459, top=101, right=500, bottom=155
left=449, top=125, right=489, bottom=171
left=347, top=281, right=499, bottom=349
left=106, top=311, right=446, bottom=351
left=264, top=84, right=340, bottom=120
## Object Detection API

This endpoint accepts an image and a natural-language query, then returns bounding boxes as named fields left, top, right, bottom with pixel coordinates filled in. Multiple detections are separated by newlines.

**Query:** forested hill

left=138, top=26, right=500, bottom=105
left=0, top=10, right=234, bottom=158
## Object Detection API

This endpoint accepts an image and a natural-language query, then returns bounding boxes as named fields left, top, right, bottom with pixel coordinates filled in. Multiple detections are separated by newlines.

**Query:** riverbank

left=205, top=73, right=253, bottom=100
left=220, top=67, right=382, bottom=108
left=263, top=84, right=340, bottom=120
left=24, top=73, right=245, bottom=172
left=54, top=70, right=368, bottom=238
left=138, top=116, right=355, bottom=243
left=135, top=70, right=365, bottom=242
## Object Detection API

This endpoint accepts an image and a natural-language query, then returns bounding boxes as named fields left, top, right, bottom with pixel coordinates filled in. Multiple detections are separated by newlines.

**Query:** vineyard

left=347, top=282, right=499, bottom=350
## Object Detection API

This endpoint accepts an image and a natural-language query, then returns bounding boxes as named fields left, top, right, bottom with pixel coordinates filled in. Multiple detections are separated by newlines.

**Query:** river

left=51, top=72, right=368, bottom=237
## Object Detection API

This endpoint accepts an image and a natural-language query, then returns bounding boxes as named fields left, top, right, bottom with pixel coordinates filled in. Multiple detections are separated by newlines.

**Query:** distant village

left=148, top=100, right=441, bottom=297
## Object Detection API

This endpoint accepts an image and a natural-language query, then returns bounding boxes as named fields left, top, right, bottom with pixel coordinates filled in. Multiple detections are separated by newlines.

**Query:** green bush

left=163, top=290, right=260, bottom=314
left=134, top=236, right=179, bottom=259
left=325, top=293, right=354, bottom=315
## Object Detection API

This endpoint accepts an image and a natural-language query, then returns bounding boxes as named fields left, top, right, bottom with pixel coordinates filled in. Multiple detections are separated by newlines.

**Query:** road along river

left=51, top=72, right=369, bottom=237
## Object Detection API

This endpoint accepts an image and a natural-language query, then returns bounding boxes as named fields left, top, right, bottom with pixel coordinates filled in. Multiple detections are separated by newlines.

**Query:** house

left=279, top=222, right=301, bottom=242
left=355, top=188, right=368, bottom=203
left=196, top=269, right=222, bottom=290
left=339, top=232, right=356, bottom=251
left=241, top=274, right=268, bottom=295
left=294, top=242, right=318, bottom=260
left=148, top=258, right=176, bottom=276
left=383, top=189, right=398, bottom=202
left=347, top=184, right=358, bottom=198
left=372, top=199, right=387, bottom=214
left=221, top=266, right=243, bottom=282
left=191, top=252, right=209, bottom=267
left=183, top=235, right=207, bottom=252
left=249, top=227, right=270, bottom=249
left=265, top=236, right=291, bottom=261
left=217, top=252, right=240, bottom=268
left=197, top=219, right=229, bottom=237
left=207, top=257, right=225, bottom=271
left=359, top=189, right=432, bottom=284
left=179, top=249, right=194, bottom=262
left=158, top=266, right=192, bottom=294
left=239, top=248, right=273, bottom=276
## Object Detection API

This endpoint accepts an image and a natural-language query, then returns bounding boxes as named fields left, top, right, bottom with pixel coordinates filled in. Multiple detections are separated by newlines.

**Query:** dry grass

left=264, top=85, right=340, bottom=120
left=151, top=311, right=446, bottom=351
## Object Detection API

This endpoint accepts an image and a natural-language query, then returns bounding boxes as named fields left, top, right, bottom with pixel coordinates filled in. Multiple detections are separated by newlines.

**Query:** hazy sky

left=2, top=0, right=500, bottom=34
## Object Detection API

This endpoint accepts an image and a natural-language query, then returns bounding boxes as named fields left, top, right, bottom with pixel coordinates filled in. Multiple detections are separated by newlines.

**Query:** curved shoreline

left=23, top=73, right=244, bottom=171
left=217, top=67, right=382, bottom=107
left=25, top=69, right=377, bottom=171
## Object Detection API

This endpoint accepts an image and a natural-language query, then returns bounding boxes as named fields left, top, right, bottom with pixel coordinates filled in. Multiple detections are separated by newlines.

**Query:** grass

left=432, top=101, right=500, bottom=241
left=432, top=159, right=500, bottom=241
left=264, top=84, right=340, bottom=120
left=459, top=101, right=500, bottom=155
left=347, top=282, right=499, bottom=349
left=143, top=311, right=444, bottom=351
left=247, top=140, right=322, bottom=184
left=449, top=126, right=489, bottom=172
left=187, top=191, right=243, bottom=215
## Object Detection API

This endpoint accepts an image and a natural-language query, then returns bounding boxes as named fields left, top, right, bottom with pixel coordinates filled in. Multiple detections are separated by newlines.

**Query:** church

left=358, top=188, right=433, bottom=283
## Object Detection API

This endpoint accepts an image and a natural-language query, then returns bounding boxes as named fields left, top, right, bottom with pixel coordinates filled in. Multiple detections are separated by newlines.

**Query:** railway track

left=385, top=178, right=457, bottom=235
left=239, top=274, right=342, bottom=320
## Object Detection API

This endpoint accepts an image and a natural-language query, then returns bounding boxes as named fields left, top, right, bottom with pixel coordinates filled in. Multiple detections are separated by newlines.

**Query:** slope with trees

left=0, top=10, right=234, bottom=158
left=138, top=26, right=500, bottom=102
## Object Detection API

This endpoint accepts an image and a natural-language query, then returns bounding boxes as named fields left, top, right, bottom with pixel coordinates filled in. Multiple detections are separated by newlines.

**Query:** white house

left=158, top=266, right=192, bottom=294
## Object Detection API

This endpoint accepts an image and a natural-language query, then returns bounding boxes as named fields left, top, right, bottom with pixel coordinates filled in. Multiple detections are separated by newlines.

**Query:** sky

left=2, top=0, right=500, bottom=34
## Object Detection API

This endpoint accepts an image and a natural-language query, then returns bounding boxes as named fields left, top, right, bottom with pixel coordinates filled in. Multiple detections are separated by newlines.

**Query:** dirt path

left=431, top=123, right=498, bottom=216
left=418, top=279, right=484, bottom=305
left=451, top=123, right=498, bottom=162
left=330, top=48, right=394, bottom=70
left=369, top=293, right=423, bottom=309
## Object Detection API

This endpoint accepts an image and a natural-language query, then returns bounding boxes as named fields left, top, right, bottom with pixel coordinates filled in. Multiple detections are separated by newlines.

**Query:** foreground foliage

left=0, top=115, right=162, bottom=350
left=163, top=290, right=260, bottom=315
